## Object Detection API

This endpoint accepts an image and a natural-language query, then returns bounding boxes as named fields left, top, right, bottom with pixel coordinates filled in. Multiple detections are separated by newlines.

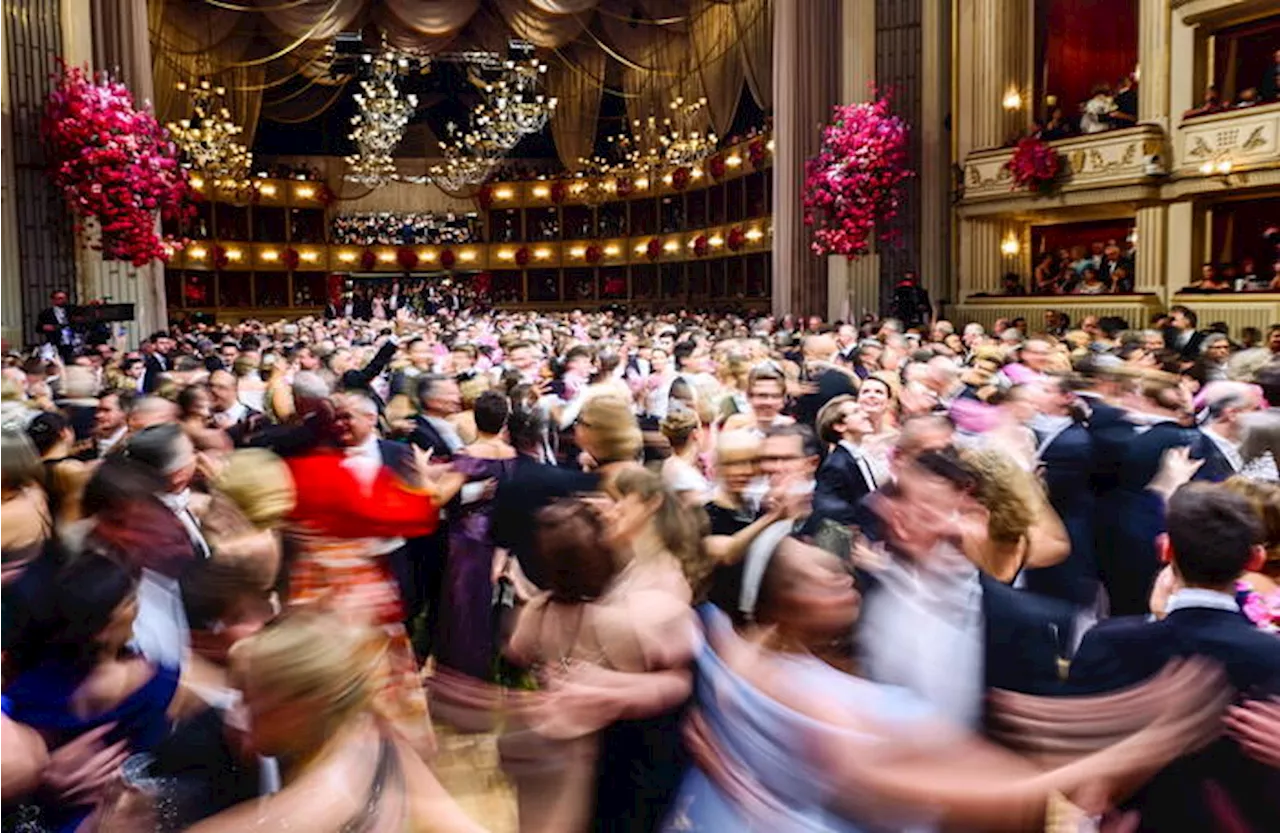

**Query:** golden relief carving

left=1187, top=137, right=1213, bottom=159
left=1241, top=126, right=1266, bottom=152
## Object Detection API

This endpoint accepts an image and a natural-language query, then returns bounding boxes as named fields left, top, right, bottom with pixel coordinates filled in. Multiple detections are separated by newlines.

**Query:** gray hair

left=1199, top=333, right=1229, bottom=355
left=292, top=371, right=331, bottom=403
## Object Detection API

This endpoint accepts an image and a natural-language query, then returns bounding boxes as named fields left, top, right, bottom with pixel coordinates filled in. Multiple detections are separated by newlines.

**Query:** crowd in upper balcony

left=331, top=211, right=482, bottom=246
left=1183, top=48, right=1279, bottom=119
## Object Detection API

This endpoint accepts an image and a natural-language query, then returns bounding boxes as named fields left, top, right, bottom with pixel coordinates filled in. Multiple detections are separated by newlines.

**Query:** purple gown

left=436, top=453, right=515, bottom=680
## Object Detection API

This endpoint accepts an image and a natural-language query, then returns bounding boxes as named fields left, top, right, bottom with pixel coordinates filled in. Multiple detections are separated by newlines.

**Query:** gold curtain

left=548, top=40, right=606, bottom=169
left=491, top=0, right=592, bottom=48
left=690, top=1, right=746, bottom=136
left=736, top=0, right=772, bottom=110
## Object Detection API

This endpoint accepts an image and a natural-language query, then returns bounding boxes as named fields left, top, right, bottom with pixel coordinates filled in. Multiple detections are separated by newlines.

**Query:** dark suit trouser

left=390, top=530, right=447, bottom=661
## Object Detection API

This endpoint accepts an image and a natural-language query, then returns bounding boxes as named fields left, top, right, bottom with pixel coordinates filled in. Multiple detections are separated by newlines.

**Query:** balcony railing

left=960, top=124, right=1165, bottom=206
left=1174, top=102, right=1280, bottom=176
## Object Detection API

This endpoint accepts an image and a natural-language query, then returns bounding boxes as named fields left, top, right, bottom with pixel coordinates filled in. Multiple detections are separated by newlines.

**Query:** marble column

left=62, top=0, right=167, bottom=345
left=919, top=0, right=952, bottom=316
left=959, top=217, right=1028, bottom=295
left=1137, top=0, right=1170, bottom=129
left=1134, top=204, right=1167, bottom=300
left=827, top=0, right=878, bottom=324
left=772, top=0, right=841, bottom=319
left=1165, top=201, right=1197, bottom=295
left=1, top=7, right=21, bottom=347
left=958, top=0, right=1031, bottom=158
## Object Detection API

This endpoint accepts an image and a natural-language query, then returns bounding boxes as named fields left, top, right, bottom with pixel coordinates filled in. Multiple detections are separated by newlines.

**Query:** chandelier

left=427, top=127, right=498, bottom=191
left=344, top=46, right=424, bottom=186
left=167, top=78, right=252, bottom=190
left=478, top=57, right=557, bottom=146
left=657, top=96, right=718, bottom=166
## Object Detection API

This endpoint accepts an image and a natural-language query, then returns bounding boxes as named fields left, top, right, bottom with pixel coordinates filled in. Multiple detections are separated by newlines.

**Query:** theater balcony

left=957, top=124, right=1167, bottom=217
left=1166, top=102, right=1280, bottom=198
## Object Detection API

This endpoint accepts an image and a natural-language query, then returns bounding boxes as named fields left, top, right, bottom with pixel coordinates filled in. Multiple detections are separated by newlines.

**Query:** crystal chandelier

left=478, top=57, right=557, bottom=145
left=658, top=96, right=718, bottom=166
left=167, top=78, right=252, bottom=189
left=344, top=46, right=423, bottom=186
left=428, top=127, right=498, bottom=191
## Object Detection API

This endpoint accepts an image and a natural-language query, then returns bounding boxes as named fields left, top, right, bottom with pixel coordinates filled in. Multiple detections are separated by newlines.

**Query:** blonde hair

left=231, top=611, right=386, bottom=738
left=660, top=407, right=700, bottom=450
left=580, top=396, right=642, bottom=464
left=957, top=446, right=1038, bottom=544
left=609, top=467, right=708, bottom=594
left=1223, top=476, right=1280, bottom=576
left=459, top=375, right=492, bottom=410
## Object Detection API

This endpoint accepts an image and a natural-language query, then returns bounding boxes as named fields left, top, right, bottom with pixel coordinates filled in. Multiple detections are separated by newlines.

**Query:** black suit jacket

left=143, top=353, right=168, bottom=393
left=378, top=439, right=416, bottom=481
left=794, top=366, right=858, bottom=428
left=813, top=444, right=874, bottom=526
left=978, top=574, right=1075, bottom=695
left=36, top=307, right=72, bottom=346
left=1163, top=327, right=1206, bottom=361
left=408, top=415, right=457, bottom=460
left=1069, top=606, right=1280, bottom=832
left=491, top=454, right=599, bottom=588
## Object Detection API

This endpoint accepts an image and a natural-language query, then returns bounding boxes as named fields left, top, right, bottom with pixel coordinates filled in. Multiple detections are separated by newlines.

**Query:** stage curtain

left=492, top=0, right=592, bottom=48
left=549, top=40, right=606, bottom=169
left=736, top=0, right=771, bottom=110
left=377, top=0, right=479, bottom=52
left=691, top=1, right=747, bottom=136
left=1037, top=0, right=1137, bottom=116
left=252, top=0, right=367, bottom=44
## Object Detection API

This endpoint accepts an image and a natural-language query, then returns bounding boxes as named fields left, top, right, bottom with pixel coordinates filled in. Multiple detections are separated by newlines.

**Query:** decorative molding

left=960, top=125, right=1166, bottom=206
left=1171, top=293, right=1280, bottom=335
left=1171, top=0, right=1277, bottom=26
left=1160, top=165, right=1280, bottom=198
left=956, top=183, right=1163, bottom=218
left=952, top=295, right=1165, bottom=331
left=1173, top=104, right=1280, bottom=173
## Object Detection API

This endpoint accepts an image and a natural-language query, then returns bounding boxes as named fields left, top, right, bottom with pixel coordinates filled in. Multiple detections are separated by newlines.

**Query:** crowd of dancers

left=2, top=302, right=1279, bottom=832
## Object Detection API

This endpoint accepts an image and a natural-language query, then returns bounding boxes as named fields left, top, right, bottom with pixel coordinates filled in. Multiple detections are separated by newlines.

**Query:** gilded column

left=1, top=7, right=21, bottom=347
left=1134, top=205, right=1167, bottom=300
left=827, top=0, right=878, bottom=324
left=772, top=0, right=841, bottom=318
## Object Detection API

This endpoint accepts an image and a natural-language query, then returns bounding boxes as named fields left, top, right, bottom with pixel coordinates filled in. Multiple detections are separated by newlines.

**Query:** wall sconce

left=188, top=247, right=207, bottom=259
left=663, top=240, right=680, bottom=253
left=494, top=187, right=515, bottom=200
left=708, top=235, right=724, bottom=247
left=531, top=185, right=550, bottom=199
left=1000, top=233, right=1020, bottom=256
left=260, top=250, right=279, bottom=262
left=259, top=183, right=278, bottom=197
left=300, top=251, right=319, bottom=263
left=422, top=251, right=437, bottom=261
left=634, top=243, right=648, bottom=255
left=726, top=153, right=743, bottom=167
left=635, top=176, right=650, bottom=189
left=569, top=246, right=586, bottom=258
left=497, top=249, right=515, bottom=261
left=459, top=250, right=477, bottom=262
left=337, top=251, right=357, bottom=263
left=1199, top=159, right=1232, bottom=176
left=765, top=139, right=775, bottom=152
left=225, top=249, right=243, bottom=261
left=603, top=244, right=620, bottom=256
left=1002, top=88, right=1023, bottom=111
left=745, top=228, right=763, bottom=241
left=295, top=185, right=316, bottom=199
left=534, top=247, right=552, bottom=260
left=378, top=251, right=396, bottom=263
left=190, top=177, right=205, bottom=190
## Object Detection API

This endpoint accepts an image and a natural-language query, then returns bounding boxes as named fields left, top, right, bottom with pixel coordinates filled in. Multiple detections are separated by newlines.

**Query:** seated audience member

left=1069, top=483, right=1280, bottom=832
left=1108, top=73, right=1138, bottom=127
left=1183, top=84, right=1225, bottom=119
left=1039, top=105, right=1074, bottom=140
left=1001, top=272, right=1027, bottom=296
left=1080, top=84, right=1116, bottom=134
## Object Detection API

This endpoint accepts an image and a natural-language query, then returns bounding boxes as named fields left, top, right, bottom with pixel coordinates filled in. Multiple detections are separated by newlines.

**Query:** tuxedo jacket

left=813, top=444, right=875, bottom=527
left=143, top=353, right=168, bottom=393
left=1023, top=421, right=1098, bottom=606
left=407, top=415, right=457, bottom=459
left=1068, top=607, right=1280, bottom=832
left=36, top=307, right=72, bottom=346
left=1163, top=327, right=1206, bottom=361
left=491, top=454, right=599, bottom=589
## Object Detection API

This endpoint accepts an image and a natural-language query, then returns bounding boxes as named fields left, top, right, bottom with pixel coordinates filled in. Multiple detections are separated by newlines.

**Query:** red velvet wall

left=1211, top=198, right=1280, bottom=269
left=1036, top=0, right=1139, bottom=116
left=1032, top=218, right=1136, bottom=256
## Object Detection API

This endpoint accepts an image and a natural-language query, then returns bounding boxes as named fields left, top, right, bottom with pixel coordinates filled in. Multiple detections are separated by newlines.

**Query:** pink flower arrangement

left=1005, top=136, right=1062, bottom=194
left=41, top=64, right=191, bottom=267
left=1237, top=581, right=1279, bottom=634
left=803, top=96, right=913, bottom=259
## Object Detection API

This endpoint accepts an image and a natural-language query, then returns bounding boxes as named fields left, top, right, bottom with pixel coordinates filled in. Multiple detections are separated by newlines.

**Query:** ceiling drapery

left=149, top=0, right=771, bottom=170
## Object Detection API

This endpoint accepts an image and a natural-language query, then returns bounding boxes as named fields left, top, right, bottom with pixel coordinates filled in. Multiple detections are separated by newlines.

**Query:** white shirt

left=98, top=425, right=127, bottom=456
left=159, top=488, right=210, bottom=559
left=132, top=569, right=189, bottom=668
left=838, top=439, right=878, bottom=491
left=1203, top=426, right=1243, bottom=474
left=341, top=435, right=405, bottom=555
left=1164, top=587, right=1241, bottom=616
left=424, top=414, right=464, bottom=453
left=859, top=544, right=986, bottom=729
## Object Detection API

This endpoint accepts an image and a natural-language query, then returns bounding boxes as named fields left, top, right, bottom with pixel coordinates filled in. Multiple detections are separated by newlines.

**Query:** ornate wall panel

left=1175, top=103, right=1280, bottom=174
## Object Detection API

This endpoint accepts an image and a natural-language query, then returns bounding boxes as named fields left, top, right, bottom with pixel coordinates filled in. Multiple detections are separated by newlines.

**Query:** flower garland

left=42, top=64, right=191, bottom=267
left=1005, top=136, right=1062, bottom=194
left=803, top=96, right=913, bottom=260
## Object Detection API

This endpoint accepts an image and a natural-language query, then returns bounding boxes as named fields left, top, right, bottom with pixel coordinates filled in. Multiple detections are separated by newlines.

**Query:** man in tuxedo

left=492, top=406, right=599, bottom=590
left=93, top=389, right=130, bottom=458
left=857, top=449, right=1074, bottom=731
left=142, top=332, right=175, bottom=393
left=208, top=369, right=263, bottom=447
left=36, top=290, right=76, bottom=360
left=408, top=374, right=464, bottom=458
left=1069, top=484, right=1280, bottom=832
left=813, top=395, right=877, bottom=525
left=793, top=334, right=858, bottom=429
left=1096, top=244, right=1130, bottom=288
left=887, top=271, right=932, bottom=330
left=1163, top=305, right=1205, bottom=361
left=1197, top=382, right=1256, bottom=481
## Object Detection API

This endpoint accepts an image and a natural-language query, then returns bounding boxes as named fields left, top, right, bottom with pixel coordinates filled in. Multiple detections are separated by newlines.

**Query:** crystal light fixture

left=658, top=96, right=717, bottom=166
left=478, top=57, right=557, bottom=144
left=167, top=79, right=252, bottom=190
left=344, top=46, right=424, bottom=186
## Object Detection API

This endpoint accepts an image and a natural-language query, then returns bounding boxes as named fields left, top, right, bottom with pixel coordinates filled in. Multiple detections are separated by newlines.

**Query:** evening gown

left=435, top=453, right=516, bottom=681
left=3, top=655, right=178, bottom=832
left=661, top=606, right=937, bottom=833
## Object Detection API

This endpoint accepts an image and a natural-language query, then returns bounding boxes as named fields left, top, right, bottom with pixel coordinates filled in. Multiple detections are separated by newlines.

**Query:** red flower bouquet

left=693, top=235, right=709, bottom=257
left=585, top=244, right=603, bottom=264
left=670, top=167, right=692, bottom=191
left=1005, top=136, right=1062, bottom=194
left=614, top=176, right=635, bottom=198
left=282, top=248, right=300, bottom=270
left=360, top=249, right=377, bottom=271
left=549, top=181, right=567, bottom=204
left=440, top=249, right=457, bottom=269
left=645, top=238, right=662, bottom=261
left=707, top=155, right=726, bottom=179
left=514, top=246, right=531, bottom=267
left=747, top=138, right=768, bottom=169
left=726, top=226, right=746, bottom=252
left=803, top=95, right=913, bottom=259
left=42, top=64, right=191, bottom=267
left=396, top=246, right=418, bottom=270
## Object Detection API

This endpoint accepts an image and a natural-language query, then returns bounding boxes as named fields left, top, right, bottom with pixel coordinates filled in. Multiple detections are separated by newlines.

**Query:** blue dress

left=662, top=606, right=937, bottom=832
left=3, top=657, right=178, bottom=832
